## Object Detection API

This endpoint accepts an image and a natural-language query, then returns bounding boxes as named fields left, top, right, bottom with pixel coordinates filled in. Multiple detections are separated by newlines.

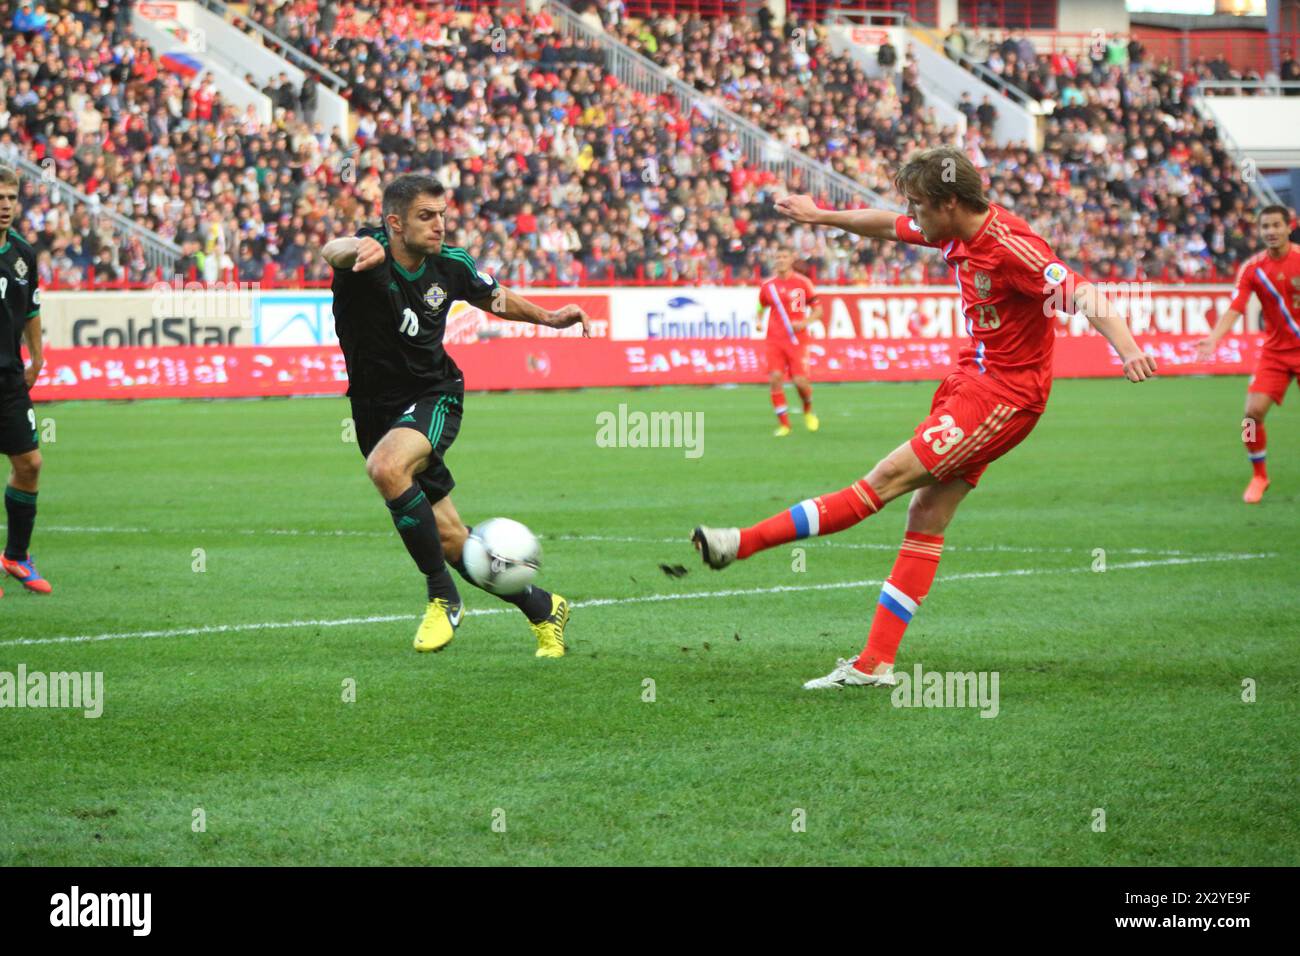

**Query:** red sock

left=1245, top=420, right=1267, bottom=479
left=796, top=381, right=813, bottom=414
left=855, top=532, right=944, bottom=673
left=737, top=478, right=884, bottom=559
left=771, top=387, right=790, bottom=427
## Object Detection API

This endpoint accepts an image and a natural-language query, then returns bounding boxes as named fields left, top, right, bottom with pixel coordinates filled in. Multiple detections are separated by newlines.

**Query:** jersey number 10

left=399, top=308, right=420, bottom=337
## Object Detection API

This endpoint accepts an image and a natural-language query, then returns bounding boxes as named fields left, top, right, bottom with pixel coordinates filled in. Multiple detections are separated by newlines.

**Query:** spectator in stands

left=13, top=1, right=49, bottom=39
left=957, top=90, right=976, bottom=125
left=91, top=246, right=118, bottom=283
left=976, top=94, right=997, bottom=135
left=877, top=38, right=897, bottom=72
left=1126, top=35, right=1144, bottom=72
left=1281, top=50, right=1300, bottom=95
left=943, top=23, right=968, bottom=62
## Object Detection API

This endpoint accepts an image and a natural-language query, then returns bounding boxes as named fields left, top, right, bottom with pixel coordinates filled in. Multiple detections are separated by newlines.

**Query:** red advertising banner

left=29, top=334, right=1267, bottom=401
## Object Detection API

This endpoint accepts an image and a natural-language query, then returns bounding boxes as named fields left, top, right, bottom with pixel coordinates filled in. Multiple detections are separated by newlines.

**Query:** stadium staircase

left=822, top=11, right=969, bottom=144
left=545, top=0, right=901, bottom=211
left=130, top=1, right=350, bottom=136
left=0, top=146, right=182, bottom=274
left=827, top=9, right=1042, bottom=149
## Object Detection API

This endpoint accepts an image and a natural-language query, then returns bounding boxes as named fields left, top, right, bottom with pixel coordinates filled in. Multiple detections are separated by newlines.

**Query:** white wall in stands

left=1055, top=0, right=1130, bottom=36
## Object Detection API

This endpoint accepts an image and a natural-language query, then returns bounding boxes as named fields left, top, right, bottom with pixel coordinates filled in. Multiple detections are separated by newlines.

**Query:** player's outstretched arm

left=321, top=236, right=385, bottom=271
left=470, top=286, right=591, bottom=337
left=1073, top=281, right=1158, bottom=382
left=775, top=193, right=899, bottom=241
left=1195, top=308, right=1242, bottom=362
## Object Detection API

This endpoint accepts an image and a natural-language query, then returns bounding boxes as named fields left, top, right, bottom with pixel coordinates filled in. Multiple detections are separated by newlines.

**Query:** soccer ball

left=462, top=518, right=541, bottom=595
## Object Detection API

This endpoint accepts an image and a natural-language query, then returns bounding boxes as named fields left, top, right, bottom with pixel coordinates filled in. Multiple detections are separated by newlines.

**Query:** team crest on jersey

left=13, top=258, right=27, bottom=279
left=974, top=271, right=991, bottom=298
left=1043, top=262, right=1068, bottom=286
left=424, top=284, right=447, bottom=311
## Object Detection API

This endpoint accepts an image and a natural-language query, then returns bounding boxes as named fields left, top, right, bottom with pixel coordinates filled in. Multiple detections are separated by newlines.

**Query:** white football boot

left=691, top=525, right=741, bottom=570
left=802, top=657, right=897, bottom=690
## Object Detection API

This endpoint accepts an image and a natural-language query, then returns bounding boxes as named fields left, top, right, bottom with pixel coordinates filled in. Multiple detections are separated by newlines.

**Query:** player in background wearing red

left=759, top=248, right=821, bottom=436
left=691, top=148, right=1157, bottom=689
left=1196, top=205, right=1300, bottom=504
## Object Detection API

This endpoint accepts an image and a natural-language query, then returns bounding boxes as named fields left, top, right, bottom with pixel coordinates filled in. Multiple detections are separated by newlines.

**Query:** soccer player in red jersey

left=690, top=148, right=1157, bottom=689
left=1195, top=205, right=1300, bottom=504
left=758, top=248, right=821, bottom=436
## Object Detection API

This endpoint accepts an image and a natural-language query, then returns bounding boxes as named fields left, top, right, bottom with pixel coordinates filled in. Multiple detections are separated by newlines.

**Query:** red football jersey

left=1228, top=244, right=1300, bottom=357
left=895, top=205, right=1081, bottom=414
left=759, top=273, right=818, bottom=344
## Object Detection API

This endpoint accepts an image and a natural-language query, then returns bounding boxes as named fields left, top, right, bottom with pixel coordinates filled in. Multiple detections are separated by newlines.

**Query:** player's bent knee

left=11, top=452, right=41, bottom=485
left=364, top=453, right=406, bottom=494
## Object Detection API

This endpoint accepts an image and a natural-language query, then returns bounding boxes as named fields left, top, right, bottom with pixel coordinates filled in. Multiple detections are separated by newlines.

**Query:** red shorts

left=766, top=338, right=807, bottom=378
left=909, top=373, right=1041, bottom=487
left=1247, top=350, right=1300, bottom=405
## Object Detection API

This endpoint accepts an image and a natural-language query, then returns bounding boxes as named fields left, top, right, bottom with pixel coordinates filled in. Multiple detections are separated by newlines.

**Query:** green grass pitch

left=1, top=376, right=1296, bottom=866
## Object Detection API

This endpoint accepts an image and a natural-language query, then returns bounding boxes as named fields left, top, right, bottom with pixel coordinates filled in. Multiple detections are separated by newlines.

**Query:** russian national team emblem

left=974, top=271, right=991, bottom=298
left=425, top=284, right=446, bottom=311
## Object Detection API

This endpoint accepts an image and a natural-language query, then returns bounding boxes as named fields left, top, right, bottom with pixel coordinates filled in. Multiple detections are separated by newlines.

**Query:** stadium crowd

left=0, top=0, right=1280, bottom=288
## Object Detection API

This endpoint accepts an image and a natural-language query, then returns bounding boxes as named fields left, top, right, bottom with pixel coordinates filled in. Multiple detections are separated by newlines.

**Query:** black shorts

left=351, top=391, right=463, bottom=501
left=0, top=375, right=37, bottom=456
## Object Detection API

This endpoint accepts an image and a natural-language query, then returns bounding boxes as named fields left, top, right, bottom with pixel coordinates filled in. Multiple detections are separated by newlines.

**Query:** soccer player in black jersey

left=322, top=174, right=588, bottom=655
left=0, top=167, right=51, bottom=598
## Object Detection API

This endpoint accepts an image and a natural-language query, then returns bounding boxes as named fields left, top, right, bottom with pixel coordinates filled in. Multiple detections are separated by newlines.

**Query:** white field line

left=0, top=552, right=1273, bottom=649
left=32, top=525, right=1226, bottom=557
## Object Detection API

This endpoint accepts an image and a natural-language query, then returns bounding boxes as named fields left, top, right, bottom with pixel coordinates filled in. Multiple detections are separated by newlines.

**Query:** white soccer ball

left=462, top=517, right=541, bottom=595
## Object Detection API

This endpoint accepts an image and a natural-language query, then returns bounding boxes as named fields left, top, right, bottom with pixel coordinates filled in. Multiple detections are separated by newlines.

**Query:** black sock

left=449, top=531, right=554, bottom=624
left=385, top=486, right=459, bottom=604
left=4, top=486, right=37, bottom=561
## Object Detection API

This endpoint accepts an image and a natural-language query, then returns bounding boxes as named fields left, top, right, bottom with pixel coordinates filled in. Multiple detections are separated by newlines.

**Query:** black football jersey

left=331, top=225, right=497, bottom=402
left=0, top=231, right=41, bottom=377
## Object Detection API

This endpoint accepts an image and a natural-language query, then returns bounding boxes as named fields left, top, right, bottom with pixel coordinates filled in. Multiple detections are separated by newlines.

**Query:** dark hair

left=1259, top=204, right=1292, bottom=225
left=381, top=174, right=445, bottom=221
left=0, top=166, right=18, bottom=188
left=894, top=147, right=988, bottom=212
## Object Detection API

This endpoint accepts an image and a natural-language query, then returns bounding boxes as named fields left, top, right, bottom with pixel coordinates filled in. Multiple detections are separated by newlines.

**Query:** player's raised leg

left=1242, top=392, right=1274, bottom=503
left=2, top=450, right=51, bottom=595
left=431, top=494, right=570, bottom=658
left=692, top=439, right=932, bottom=569
left=366, top=427, right=462, bottom=652
left=803, top=478, right=970, bottom=689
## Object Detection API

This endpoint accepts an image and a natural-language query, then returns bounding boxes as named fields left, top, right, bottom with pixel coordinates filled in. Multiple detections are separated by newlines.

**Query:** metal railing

left=0, top=148, right=182, bottom=274
left=547, top=1, right=900, bottom=210
left=195, top=0, right=348, bottom=92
